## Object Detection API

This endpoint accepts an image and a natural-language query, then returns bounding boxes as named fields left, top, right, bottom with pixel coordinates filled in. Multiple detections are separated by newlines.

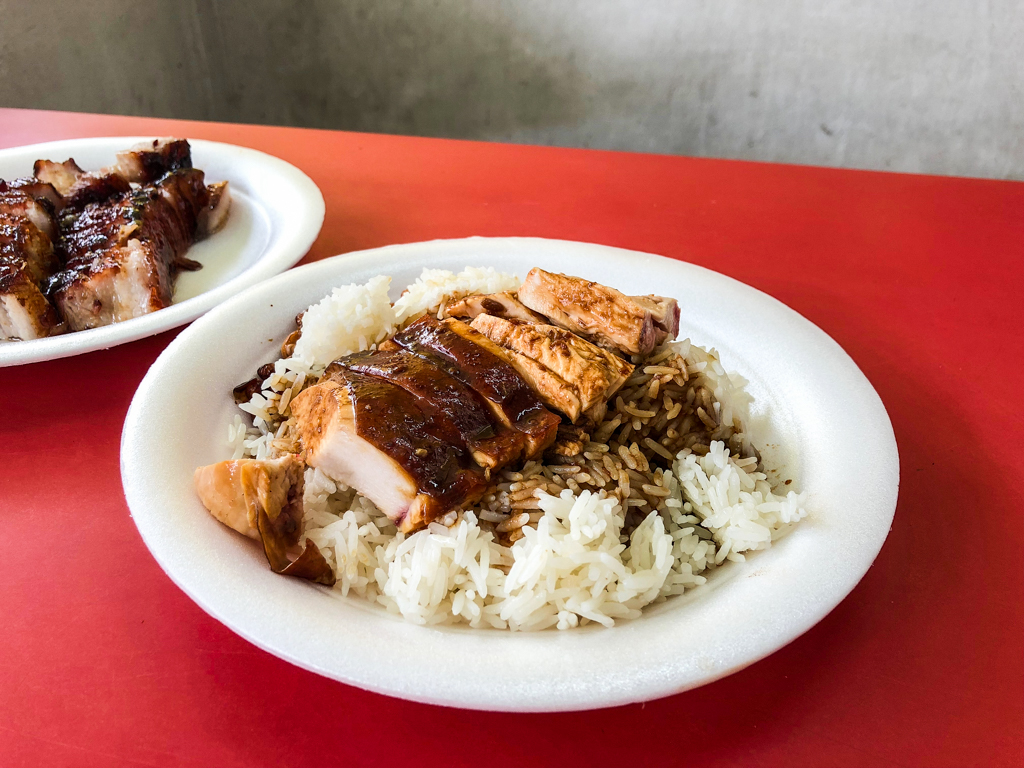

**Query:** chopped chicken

left=193, top=455, right=334, bottom=585
left=291, top=367, right=489, bottom=533
left=517, top=268, right=680, bottom=356
left=115, top=138, right=193, bottom=183
left=445, top=291, right=546, bottom=324
left=49, top=169, right=212, bottom=331
left=630, top=294, right=680, bottom=343
left=470, top=314, right=633, bottom=423
left=336, top=349, right=525, bottom=469
left=388, top=315, right=560, bottom=459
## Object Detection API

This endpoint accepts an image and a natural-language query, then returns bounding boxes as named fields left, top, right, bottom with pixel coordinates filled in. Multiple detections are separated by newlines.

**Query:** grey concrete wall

left=1, top=0, right=1021, bottom=179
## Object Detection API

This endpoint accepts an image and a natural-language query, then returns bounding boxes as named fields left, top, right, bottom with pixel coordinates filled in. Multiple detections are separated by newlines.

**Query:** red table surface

left=1, top=108, right=1021, bottom=767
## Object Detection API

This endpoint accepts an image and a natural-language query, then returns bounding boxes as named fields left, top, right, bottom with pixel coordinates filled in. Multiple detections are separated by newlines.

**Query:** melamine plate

left=0, top=136, right=324, bottom=366
left=121, top=237, right=898, bottom=712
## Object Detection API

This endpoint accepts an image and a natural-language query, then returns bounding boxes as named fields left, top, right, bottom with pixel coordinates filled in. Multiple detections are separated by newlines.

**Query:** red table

left=2, top=108, right=1021, bottom=767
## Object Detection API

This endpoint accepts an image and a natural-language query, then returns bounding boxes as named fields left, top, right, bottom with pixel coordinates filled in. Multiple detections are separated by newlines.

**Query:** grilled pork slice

left=113, top=139, right=231, bottom=235
left=0, top=179, right=61, bottom=239
left=34, top=158, right=131, bottom=211
left=517, top=268, right=680, bottom=356
left=445, top=291, right=546, bottom=324
left=0, top=197, right=63, bottom=340
left=115, top=138, right=192, bottom=183
left=292, top=367, right=490, bottom=533
left=194, top=455, right=334, bottom=585
left=470, top=314, right=633, bottom=423
left=50, top=169, right=211, bottom=331
left=5, top=177, right=64, bottom=213
left=199, top=181, right=231, bottom=236
left=336, top=349, right=524, bottom=470
left=0, top=260, right=62, bottom=340
left=388, top=315, right=560, bottom=459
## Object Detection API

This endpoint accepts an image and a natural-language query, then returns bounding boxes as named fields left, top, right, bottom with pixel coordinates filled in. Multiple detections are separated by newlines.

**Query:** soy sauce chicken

left=517, top=268, right=679, bottom=356
left=196, top=269, right=681, bottom=583
left=291, top=366, right=494, bottom=533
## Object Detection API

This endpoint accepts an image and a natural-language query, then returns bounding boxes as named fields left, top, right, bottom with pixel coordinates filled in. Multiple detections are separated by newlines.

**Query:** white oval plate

left=121, top=237, right=899, bottom=712
left=0, top=136, right=324, bottom=366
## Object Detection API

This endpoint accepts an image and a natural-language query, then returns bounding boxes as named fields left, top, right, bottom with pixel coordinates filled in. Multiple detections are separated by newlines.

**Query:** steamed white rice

left=232, top=269, right=808, bottom=630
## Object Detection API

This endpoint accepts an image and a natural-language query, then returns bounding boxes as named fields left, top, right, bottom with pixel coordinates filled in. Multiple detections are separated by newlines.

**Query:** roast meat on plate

left=517, top=267, right=679, bottom=356
left=0, top=137, right=231, bottom=341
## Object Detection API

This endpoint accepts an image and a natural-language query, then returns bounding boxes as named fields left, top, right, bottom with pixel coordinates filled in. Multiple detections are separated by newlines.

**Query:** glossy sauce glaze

left=320, top=365, right=490, bottom=513
left=390, top=315, right=560, bottom=458
left=337, top=347, right=526, bottom=468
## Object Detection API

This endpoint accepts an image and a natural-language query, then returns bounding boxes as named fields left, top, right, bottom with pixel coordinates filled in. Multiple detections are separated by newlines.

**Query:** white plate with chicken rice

left=121, top=236, right=898, bottom=712
left=0, top=137, right=324, bottom=366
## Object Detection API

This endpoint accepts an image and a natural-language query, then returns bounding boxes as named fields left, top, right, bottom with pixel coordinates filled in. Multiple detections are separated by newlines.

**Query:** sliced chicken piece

left=291, top=368, right=489, bottom=533
left=630, top=294, right=680, bottom=344
left=115, top=138, right=193, bottom=183
left=335, top=349, right=525, bottom=470
left=50, top=169, right=211, bottom=331
left=34, top=158, right=131, bottom=212
left=194, top=454, right=334, bottom=585
left=388, top=315, right=560, bottom=459
left=470, top=314, right=633, bottom=423
left=445, top=291, right=547, bottom=324
left=517, top=268, right=679, bottom=356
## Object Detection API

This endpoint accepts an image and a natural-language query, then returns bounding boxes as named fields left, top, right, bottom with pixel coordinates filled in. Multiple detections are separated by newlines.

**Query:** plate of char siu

left=0, top=136, right=324, bottom=366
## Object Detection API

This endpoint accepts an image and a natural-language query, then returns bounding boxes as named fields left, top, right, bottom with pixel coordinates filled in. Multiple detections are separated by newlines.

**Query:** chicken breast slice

left=194, top=454, right=305, bottom=539
left=470, top=314, right=633, bottom=423
left=517, top=268, right=680, bottom=356
left=335, top=349, right=525, bottom=470
left=193, top=454, right=334, bottom=585
left=291, top=369, right=489, bottom=533
left=388, top=315, right=560, bottom=458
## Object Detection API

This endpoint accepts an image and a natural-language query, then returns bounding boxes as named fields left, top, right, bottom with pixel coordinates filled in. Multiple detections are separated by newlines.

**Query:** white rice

left=231, top=270, right=809, bottom=630
left=392, top=266, right=519, bottom=324
left=296, top=440, right=806, bottom=631
left=292, top=274, right=397, bottom=368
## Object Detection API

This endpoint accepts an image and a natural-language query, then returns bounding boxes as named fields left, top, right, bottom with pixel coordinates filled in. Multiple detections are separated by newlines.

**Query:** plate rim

left=0, top=136, right=325, bottom=367
left=121, top=236, right=900, bottom=711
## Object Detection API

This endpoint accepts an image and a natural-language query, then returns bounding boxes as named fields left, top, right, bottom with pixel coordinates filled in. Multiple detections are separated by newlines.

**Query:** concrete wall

left=1, top=0, right=1020, bottom=179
